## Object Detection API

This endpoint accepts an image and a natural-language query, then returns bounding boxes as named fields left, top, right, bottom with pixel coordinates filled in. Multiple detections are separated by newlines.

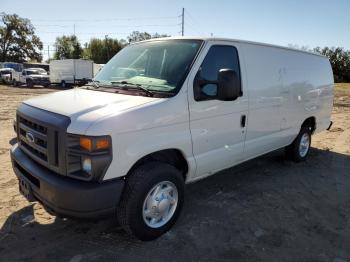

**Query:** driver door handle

left=241, top=115, right=246, bottom=128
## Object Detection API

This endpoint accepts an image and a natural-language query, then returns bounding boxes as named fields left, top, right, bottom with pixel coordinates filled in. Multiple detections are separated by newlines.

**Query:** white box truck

left=50, top=59, right=93, bottom=87
left=11, top=37, right=334, bottom=241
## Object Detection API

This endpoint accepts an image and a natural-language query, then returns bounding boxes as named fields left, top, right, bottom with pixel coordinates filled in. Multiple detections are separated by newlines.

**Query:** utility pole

left=105, top=35, right=110, bottom=60
left=47, top=45, right=50, bottom=61
left=181, top=8, right=184, bottom=36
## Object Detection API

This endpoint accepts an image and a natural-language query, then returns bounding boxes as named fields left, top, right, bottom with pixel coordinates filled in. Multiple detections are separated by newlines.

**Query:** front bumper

left=32, top=78, right=50, bottom=85
left=10, top=143, right=124, bottom=218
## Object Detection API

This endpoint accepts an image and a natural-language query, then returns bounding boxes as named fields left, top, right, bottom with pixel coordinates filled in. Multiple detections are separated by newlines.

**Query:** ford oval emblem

left=26, top=132, right=35, bottom=143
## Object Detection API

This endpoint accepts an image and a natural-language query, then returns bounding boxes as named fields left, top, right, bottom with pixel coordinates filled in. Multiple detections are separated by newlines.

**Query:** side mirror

left=193, top=68, right=241, bottom=101
left=217, top=69, right=240, bottom=101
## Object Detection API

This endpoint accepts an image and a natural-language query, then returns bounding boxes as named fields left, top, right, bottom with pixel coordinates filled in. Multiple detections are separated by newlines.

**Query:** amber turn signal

left=96, top=138, right=110, bottom=150
left=80, top=137, right=92, bottom=151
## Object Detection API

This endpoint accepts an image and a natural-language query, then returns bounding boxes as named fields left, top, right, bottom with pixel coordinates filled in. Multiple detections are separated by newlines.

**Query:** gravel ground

left=0, top=84, right=349, bottom=262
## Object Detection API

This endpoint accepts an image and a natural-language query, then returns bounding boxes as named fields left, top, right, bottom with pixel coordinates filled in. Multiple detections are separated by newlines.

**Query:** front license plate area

left=19, top=178, right=35, bottom=202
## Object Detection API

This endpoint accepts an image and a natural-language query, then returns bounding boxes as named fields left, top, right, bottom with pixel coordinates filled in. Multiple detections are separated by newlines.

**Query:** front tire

left=117, top=162, right=184, bottom=241
left=285, top=126, right=312, bottom=162
left=26, top=79, right=33, bottom=88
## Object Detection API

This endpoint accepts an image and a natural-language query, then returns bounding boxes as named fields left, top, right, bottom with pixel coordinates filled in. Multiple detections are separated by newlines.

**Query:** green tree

left=54, top=35, right=83, bottom=60
left=83, top=37, right=124, bottom=64
left=314, top=47, right=350, bottom=82
left=127, top=31, right=170, bottom=43
left=0, top=12, right=43, bottom=62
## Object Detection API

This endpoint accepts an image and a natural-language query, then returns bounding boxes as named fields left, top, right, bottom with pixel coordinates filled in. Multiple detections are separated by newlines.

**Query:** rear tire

left=61, top=81, right=66, bottom=88
left=285, top=126, right=312, bottom=162
left=117, top=162, right=184, bottom=241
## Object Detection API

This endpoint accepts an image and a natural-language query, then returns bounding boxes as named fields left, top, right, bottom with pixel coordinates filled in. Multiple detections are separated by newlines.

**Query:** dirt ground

left=0, top=84, right=349, bottom=262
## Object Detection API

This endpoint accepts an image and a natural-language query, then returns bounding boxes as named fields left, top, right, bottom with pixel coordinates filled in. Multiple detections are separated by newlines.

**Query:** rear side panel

left=282, top=54, right=333, bottom=133
left=242, top=43, right=333, bottom=159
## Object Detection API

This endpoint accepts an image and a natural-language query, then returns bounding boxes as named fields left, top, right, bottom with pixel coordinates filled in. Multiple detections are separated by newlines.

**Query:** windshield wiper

left=86, top=79, right=100, bottom=88
left=111, top=81, right=154, bottom=97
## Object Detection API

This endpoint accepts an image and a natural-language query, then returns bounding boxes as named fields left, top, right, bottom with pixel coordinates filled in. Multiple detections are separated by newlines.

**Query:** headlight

left=82, top=157, right=92, bottom=175
left=66, top=134, right=112, bottom=181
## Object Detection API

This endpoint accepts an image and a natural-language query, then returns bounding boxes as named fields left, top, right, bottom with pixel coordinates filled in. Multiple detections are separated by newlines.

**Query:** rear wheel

left=61, top=81, right=66, bottom=88
left=12, top=79, right=18, bottom=87
left=285, top=126, right=312, bottom=162
left=117, top=162, right=184, bottom=241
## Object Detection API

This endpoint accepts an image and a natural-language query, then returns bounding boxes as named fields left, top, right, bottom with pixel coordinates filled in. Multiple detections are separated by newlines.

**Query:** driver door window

left=197, top=45, right=241, bottom=98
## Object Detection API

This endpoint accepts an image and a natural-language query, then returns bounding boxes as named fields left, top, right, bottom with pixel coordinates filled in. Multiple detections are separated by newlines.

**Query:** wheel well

left=301, top=117, right=316, bottom=133
left=127, top=149, right=189, bottom=180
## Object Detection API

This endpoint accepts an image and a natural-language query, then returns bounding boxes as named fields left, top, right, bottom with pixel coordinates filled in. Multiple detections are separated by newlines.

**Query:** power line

left=184, top=9, right=207, bottom=36
left=38, top=31, right=178, bottom=35
left=33, top=23, right=181, bottom=28
left=31, top=16, right=180, bottom=22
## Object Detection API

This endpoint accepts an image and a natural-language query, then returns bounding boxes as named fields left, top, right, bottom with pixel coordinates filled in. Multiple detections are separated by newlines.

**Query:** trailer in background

left=49, top=59, right=93, bottom=88
left=0, top=62, right=23, bottom=72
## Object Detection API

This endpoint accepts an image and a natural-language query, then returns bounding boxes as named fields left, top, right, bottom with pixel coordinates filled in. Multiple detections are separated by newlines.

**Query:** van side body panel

left=242, top=43, right=333, bottom=160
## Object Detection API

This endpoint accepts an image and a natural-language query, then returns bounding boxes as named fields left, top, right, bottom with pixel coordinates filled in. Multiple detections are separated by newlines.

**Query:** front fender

left=104, top=122, right=196, bottom=182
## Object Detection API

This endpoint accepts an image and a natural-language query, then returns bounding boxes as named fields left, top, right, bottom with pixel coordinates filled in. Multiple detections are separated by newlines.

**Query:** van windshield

left=26, top=69, right=47, bottom=75
left=94, top=40, right=202, bottom=94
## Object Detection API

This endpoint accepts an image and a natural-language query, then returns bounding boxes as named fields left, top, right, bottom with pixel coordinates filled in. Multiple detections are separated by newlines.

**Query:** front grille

left=19, top=116, right=47, bottom=134
left=16, top=103, right=71, bottom=176
left=18, top=116, right=51, bottom=165
left=21, top=140, right=48, bottom=161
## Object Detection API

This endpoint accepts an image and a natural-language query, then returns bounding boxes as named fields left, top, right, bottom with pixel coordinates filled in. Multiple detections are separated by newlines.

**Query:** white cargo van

left=11, top=37, right=334, bottom=241
left=50, top=59, right=93, bottom=87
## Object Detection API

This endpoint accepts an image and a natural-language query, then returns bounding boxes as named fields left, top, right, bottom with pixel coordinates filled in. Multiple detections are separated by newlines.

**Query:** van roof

left=139, top=36, right=326, bottom=58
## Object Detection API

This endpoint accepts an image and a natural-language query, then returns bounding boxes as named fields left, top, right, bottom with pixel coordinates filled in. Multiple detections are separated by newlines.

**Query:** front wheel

left=285, top=127, right=312, bottom=162
left=117, top=162, right=184, bottom=241
left=26, top=79, right=33, bottom=88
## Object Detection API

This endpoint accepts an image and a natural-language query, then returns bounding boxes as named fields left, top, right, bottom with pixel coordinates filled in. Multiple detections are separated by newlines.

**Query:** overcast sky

left=2, top=0, right=350, bottom=61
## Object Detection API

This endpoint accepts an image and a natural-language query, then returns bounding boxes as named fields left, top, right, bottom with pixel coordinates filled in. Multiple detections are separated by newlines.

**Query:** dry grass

left=335, top=82, right=350, bottom=89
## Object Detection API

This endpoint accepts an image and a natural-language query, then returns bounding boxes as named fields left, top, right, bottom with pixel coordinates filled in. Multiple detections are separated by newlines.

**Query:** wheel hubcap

left=142, top=181, right=178, bottom=228
left=299, top=133, right=310, bottom=157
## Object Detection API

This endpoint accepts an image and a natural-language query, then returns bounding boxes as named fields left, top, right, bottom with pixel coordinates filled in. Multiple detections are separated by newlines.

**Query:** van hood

left=23, top=88, right=162, bottom=133
left=29, top=74, right=49, bottom=78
